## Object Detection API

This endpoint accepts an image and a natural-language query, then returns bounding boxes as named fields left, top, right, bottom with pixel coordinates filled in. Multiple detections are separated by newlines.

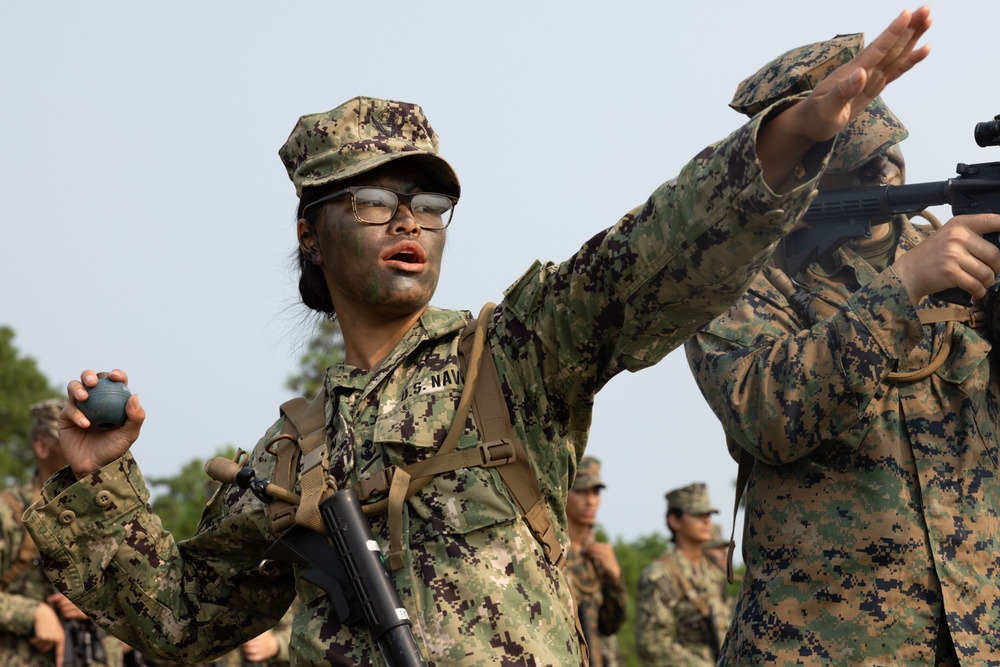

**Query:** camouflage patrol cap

left=30, top=397, right=66, bottom=441
left=665, top=482, right=719, bottom=515
left=730, top=33, right=908, bottom=173
left=279, top=96, right=461, bottom=202
left=572, top=456, right=606, bottom=491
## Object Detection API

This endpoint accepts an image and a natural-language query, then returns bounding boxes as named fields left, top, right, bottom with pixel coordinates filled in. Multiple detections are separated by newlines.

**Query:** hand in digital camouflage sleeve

left=892, top=212, right=1000, bottom=303
left=61, top=368, right=146, bottom=479
left=758, top=6, right=931, bottom=191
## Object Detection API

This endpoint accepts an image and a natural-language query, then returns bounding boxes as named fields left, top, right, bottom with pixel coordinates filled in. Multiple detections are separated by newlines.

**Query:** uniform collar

left=325, top=305, right=472, bottom=392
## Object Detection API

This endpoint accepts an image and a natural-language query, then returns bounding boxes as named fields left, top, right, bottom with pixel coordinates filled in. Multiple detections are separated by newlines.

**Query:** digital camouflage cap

left=572, top=456, right=606, bottom=491
left=278, top=96, right=461, bottom=201
left=730, top=33, right=908, bottom=173
left=30, top=398, right=66, bottom=441
left=665, top=482, right=718, bottom=515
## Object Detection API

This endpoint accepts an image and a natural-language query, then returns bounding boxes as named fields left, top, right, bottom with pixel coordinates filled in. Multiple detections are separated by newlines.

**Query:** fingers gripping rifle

left=205, top=456, right=427, bottom=667
left=785, top=115, right=1000, bottom=306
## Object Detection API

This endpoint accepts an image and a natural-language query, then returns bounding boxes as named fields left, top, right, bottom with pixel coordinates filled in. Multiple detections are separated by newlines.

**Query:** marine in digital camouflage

left=634, top=484, right=730, bottom=666
left=564, top=457, right=625, bottom=667
left=1, top=399, right=123, bottom=667
left=684, top=34, right=1000, bottom=667
left=24, top=93, right=835, bottom=666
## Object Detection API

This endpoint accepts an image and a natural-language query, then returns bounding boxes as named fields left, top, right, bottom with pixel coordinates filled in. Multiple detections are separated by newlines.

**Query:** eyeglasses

left=301, top=186, right=457, bottom=230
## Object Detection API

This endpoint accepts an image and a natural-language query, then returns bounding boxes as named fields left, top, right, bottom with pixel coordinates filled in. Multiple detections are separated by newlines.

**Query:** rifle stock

left=786, top=159, right=1000, bottom=304
left=262, top=489, right=426, bottom=667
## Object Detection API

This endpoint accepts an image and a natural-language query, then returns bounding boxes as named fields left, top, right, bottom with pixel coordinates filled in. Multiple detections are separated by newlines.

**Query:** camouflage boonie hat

left=730, top=33, right=908, bottom=173
left=279, top=96, right=461, bottom=201
left=30, top=397, right=66, bottom=441
left=572, top=456, right=606, bottom=491
left=665, top=482, right=719, bottom=515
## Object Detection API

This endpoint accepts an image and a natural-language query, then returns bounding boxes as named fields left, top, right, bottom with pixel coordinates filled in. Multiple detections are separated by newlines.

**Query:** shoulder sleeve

left=22, top=420, right=296, bottom=663
left=684, top=266, right=923, bottom=464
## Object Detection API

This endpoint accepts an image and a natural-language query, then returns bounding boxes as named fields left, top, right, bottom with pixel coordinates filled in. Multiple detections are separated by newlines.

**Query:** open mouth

left=388, top=249, right=422, bottom=264
left=383, top=243, right=427, bottom=268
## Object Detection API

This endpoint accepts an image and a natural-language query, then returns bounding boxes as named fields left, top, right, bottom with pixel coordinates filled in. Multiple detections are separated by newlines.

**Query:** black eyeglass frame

left=300, top=186, right=457, bottom=230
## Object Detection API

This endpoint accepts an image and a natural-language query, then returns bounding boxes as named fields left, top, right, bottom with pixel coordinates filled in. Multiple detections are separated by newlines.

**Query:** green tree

left=149, top=445, right=236, bottom=539
left=286, top=317, right=345, bottom=398
left=0, top=326, right=60, bottom=487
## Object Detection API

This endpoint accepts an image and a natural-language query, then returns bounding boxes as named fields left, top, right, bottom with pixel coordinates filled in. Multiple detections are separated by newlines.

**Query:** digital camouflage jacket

left=634, top=547, right=731, bottom=666
left=685, top=218, right=1000, bottom=665
left=1, top=481, right=123, bottom=667
left=25, top=100, right=832, bottom=667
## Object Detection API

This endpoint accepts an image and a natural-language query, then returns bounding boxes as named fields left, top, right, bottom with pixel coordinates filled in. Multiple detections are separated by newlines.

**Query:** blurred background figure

left=1, top=398, right=123, bottom=667
left=564, top=456, right=626, bottom=667
left=634, top=483, right=731, bottom=666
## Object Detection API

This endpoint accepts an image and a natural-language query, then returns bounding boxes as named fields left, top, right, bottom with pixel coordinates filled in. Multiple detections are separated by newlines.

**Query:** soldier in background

left=564, top=456, right=626, bottom=667
left=0, top=399, right=123, bottom=667
left=634, top=483, right=731, bottom=666
left=685, top=32, right=1000, bottom=664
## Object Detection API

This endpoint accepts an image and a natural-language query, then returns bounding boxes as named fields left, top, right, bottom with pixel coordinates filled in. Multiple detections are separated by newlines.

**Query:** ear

left=31, top=435, right=54, bottom=462
left=297, top=218, right=322, bottom=265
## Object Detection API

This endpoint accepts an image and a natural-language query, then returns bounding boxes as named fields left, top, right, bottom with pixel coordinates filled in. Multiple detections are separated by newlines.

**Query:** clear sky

left=3, top=2, right=995, bottom=550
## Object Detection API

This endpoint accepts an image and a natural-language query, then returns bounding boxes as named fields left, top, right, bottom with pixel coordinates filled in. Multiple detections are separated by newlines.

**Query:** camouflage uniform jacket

left=24, top=100, right=834, bottom=667
left=634, top=547, right=730, bottom=666
left=564, top=544, right=626, bottom=667
left=685, top=217, right=1000, bottom=665
left=1, top=481, right=123, bottom=667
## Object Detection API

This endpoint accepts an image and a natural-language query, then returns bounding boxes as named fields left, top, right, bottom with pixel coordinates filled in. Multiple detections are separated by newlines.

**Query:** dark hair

left=666, top=507, right=684, bottom=543
left=296, top=187, right=336, bottom=315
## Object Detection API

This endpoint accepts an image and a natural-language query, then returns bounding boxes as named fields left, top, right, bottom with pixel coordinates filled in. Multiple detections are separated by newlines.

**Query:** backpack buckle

left=477, top=439, right=515, bottom=468
left=356, top=467, right=394, bottom=502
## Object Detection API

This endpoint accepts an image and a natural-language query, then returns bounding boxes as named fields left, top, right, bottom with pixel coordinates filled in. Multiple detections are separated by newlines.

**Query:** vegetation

left=285, top=317, right=344, bottom=398
left=0, top=326, right=61, bottom=486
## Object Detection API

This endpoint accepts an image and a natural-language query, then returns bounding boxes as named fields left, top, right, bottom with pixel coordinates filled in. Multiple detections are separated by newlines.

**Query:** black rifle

left=204, top=456, right=426, bottom=667
left=262, top=489, right=426, bottom=667
left=63, top=619, right=107, bottom=667
left=784, top=115, right=1000, bottom=305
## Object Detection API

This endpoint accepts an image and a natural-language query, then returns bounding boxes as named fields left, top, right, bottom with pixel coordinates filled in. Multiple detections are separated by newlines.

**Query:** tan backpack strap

left=468, top=332, right=564, bottom=569
left=916, top=305, right=985, bottom=327
left=352, top=302, right=563, bottom=569
left=275, top=392, right=331, bottom=535
left=354, top=303, right=494, bottom=569
left=0, top=489, right=39, bottom=593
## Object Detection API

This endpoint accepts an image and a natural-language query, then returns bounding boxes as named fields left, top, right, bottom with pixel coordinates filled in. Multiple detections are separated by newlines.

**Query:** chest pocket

left=372, top=388, right=519, bottom=541
left=936, top=324, right=998, bottom=469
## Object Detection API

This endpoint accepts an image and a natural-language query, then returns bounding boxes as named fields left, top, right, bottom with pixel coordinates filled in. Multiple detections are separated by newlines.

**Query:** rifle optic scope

left=974, top=115, right=1000, bottom=148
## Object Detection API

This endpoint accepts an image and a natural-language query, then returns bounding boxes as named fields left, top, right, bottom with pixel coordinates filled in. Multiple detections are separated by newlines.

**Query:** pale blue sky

left=3, top=2, right=994, bottom=548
